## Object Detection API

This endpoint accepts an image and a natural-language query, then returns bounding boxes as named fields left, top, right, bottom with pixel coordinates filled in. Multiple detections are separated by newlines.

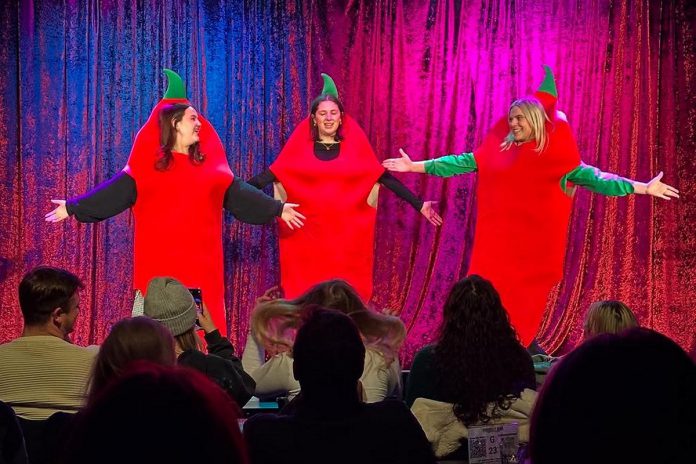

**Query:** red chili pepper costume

left=125, top=71, right=233, bottom=332
left=469, top=69, right=580, bottom=346
left=270, top=115, right=384, bottom=301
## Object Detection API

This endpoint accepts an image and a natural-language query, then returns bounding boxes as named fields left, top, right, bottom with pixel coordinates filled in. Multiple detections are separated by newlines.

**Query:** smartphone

left=188, top=288, right=203, bottom=314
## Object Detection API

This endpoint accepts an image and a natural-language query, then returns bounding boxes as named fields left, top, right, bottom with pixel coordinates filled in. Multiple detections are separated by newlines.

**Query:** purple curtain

left=1, top=0, right=694, bottom=365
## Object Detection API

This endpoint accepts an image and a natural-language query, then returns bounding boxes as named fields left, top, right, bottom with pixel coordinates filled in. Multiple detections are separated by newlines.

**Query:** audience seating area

left=1, top=268, right=694, bottom=464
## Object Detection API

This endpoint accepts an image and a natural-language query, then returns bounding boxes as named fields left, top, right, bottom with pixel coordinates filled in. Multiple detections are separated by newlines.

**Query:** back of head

left=295, top=280, right=405, bottom=358
left=18, top=266, right=83, bottom=326
left=63, top=362, right=247, bottom=464
left=252, top=279, right=366, bottom=351
left=292, top=306, right=365, bottom=396
left=529, top=328, right=696, bottom=464
left=292, top=279, right=366, bottom=315
left=253, top=280, right=404, bottom=362
left=435, top=275, right=534, bottom=425
left=89, top=317, right=176, bottom=398
left=583, top=300, right=638, bottom=339
left=143, top=277, right=197, bottom=336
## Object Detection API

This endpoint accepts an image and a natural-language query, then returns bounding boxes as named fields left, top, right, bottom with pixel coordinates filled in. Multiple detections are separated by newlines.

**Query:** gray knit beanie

left=143, top=277, right=197, bottom=336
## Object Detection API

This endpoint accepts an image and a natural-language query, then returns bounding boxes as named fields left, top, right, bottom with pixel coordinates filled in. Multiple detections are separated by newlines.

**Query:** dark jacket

left=178, top=330, right=255, bottom=407
left=244, top=397, right=436, bottom=464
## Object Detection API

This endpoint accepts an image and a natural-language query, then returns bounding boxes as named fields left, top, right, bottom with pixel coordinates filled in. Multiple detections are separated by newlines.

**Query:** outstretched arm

left=629, top=171, right=679, bottom=199
left=382, top=148, right=427, bottom=173
left=565, top=163, right=679, bottom=200
left=378, top=172, right=443, bottom=226
left=224, top=177, right=306, bottom=229
left=383, top=148, right=477, bottom=178
left=45, top=171, right=136, bottom=223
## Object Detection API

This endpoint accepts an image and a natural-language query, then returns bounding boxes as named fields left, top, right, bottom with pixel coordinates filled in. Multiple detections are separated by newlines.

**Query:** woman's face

left=508, top=106, right=533, bottom=143
left=174, top=106, right=201, bottom=148
left=312, top=101, right=342, bottom=139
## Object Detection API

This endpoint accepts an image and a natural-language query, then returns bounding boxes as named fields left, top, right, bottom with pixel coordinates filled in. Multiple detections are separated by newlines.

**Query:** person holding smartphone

left=143, top=276, right=255, bottom=406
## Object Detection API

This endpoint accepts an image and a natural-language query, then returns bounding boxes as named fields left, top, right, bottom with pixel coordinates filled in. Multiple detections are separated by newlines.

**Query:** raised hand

left=281, top=203, right=306, bottom=229
left=255, top=285, right=284, bottom=307
left=420, top=201, right=443, bottom=226
left=197, top=303, right=218, bottom=334
left=45, top=199, right=69, bottom=223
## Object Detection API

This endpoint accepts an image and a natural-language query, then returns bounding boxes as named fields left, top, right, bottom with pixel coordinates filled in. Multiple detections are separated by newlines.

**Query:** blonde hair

left=252, top=280, right=406, bottom=365
left=501, top=97, right=550, bottom=153
left=583, top=300, right=638, bottom=339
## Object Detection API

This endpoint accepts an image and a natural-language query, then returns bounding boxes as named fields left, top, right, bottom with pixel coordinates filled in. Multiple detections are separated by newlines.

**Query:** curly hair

left=252, top=279, right=405, bottom=365
left=434, top=275, right=535, bottom=426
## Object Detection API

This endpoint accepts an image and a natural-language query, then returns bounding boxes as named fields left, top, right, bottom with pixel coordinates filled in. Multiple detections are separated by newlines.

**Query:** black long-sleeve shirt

left=65, top=171, right=283, bottom=224
left=178, top=329, right=256, bottom=406
left=247, top=143, right=424, bottom=211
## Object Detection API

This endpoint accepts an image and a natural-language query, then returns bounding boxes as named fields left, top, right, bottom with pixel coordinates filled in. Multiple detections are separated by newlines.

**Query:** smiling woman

left=248, top=73, right=442, bottom=301
left=382, top=66, right=679, bottom=347
left=155, top=104, right=205, bottom=170
left=502, top=98, right=548, bottom=152
left=43, top=70, right=306, bottom=334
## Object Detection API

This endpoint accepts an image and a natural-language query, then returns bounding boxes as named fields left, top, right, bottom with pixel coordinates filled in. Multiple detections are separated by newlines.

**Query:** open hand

left=420, top=201, right=443, bottom=226
left=281, top=203, right=306, bottom=229
left=382, top=148, right=415, bottom=172
left=645, top=172, right=679, bottom=200
left=45, top=199, right=69, bottom=223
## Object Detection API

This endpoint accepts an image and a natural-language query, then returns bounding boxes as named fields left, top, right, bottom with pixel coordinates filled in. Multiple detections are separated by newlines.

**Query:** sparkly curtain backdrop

left=1, top=1, right=695, bottom=364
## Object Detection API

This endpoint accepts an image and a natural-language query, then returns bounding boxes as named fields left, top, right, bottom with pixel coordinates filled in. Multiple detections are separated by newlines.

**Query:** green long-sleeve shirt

left=424, top=153, right=635, bottom=196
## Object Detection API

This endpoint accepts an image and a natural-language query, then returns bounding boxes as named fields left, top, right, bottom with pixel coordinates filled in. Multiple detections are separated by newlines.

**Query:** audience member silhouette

left=243, top=306, right=435, bottom=464
left=582, top=299, right=638, bottom=339
left=528, top=328, right=696, bottom=464
left=143, top=277, right=255, bottom=405
left=0, top=266, right=96, bottom=419
left=61, top=362, right=247, bottom=464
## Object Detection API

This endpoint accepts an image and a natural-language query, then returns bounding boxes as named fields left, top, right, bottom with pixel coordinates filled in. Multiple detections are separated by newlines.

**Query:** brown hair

left=252, top=280, right=405, bottom=365
left=156, top=103, right=205, bottom=170
left=88, top=317, right=176, bottom=398
left=433, top=275, right=535, bottom=425
left=308, top=94, right=345, bottom=141
left=19, top=266, right=84, bottom=326
left=174, top=328, right=204, bottom=352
